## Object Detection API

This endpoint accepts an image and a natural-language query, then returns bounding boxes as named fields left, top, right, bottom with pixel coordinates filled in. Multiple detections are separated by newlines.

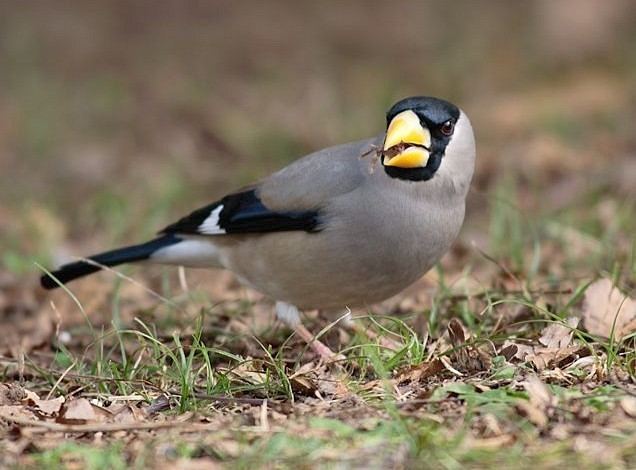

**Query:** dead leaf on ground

left=394, top=359, right=444, bottom=385
left=526, top=345, right=586, bottom=371
left=539, top=317, right=579, bottom=349
left=289, top=362, right=320, bottom=395
left=146, top=394, right=173, bottom=415
left=57, top=398, right=109, bottom=424
left=498, top=344, right=518, bottom=361
left=448, top=318, right=467, bottom=346
left=517, top=375, right=556, bottom=427
left=26, top=395, right=65, bottom=417
left=447, top=318, right=491, bottom=373
left=619, top=396, right=636, bottom=418
left=507, top=318, right=589, bottom=371
left=582, top=279, right=636, bottom=340
left=109, top=403, right=146, bottom=424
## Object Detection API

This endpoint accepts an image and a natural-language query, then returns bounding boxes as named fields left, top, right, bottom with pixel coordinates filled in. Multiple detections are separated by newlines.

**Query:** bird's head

left=381, top=96, right=475, bottom=186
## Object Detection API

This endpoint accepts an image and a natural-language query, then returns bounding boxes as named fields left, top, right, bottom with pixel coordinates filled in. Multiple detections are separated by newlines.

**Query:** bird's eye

left=440, top=120, right=455, bottom=136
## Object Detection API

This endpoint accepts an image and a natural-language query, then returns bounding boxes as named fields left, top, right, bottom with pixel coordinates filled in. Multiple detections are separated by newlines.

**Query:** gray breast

left=219, top=177, right=466, bottom=310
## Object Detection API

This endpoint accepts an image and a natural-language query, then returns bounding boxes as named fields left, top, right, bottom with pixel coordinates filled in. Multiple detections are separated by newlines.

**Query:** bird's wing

left=160, top=137, right=378, bottom=237
left=159, top=188, right=321, bottom=235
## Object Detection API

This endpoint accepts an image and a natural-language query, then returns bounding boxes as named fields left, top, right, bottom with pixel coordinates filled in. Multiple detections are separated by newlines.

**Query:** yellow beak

left=382, top=146, right=430, bottom=169
left=383, top=110, right=431, bottom=168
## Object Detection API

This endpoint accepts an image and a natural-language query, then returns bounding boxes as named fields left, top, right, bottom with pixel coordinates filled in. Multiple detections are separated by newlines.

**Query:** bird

left=41, top=96, right=476, bottom=361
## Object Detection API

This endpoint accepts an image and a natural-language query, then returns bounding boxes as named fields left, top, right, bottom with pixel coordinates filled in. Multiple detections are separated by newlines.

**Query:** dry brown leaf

left=288, top=362, right=320, bottom=395
left=290, top=375, right=317, bottom=395
left=448, top=318, right=467, bottom=346
left=508, top=319, right=587, bottom=371
left=526, top=345, right=584, bottom=371
left=525, top=375, right=556, bottom=408
left=27, top=396, right=65, bottom=416
left=499, top=344, right=518, bottom=361
left=146, top=394, right=173, bottom=414
left=110, top=404, right=145, bottom=424
left=394, top=359, right=444, bottom=384
left=619, top=396, right=636, bottom=418
left=22, top=389, right=40, bottom=403
left=480, top=413, right=503, bottom=437
left=517, top=375, right=556, bottom=427
left=503, top=341, right=534, bottom=361
left=539, top=317, right=579, bottom=349
left=446, top=318, right=491, bottom=373
left=582, top=279, right=636, bottom=340
left=58, top=398, right=108, bottom=424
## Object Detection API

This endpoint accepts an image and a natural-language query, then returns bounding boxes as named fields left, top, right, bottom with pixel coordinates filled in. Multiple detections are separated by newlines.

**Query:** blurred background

left=0, top=0, right=634, bottom=293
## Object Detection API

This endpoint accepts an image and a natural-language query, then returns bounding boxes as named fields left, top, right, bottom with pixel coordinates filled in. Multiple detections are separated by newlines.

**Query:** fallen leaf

left=28, top=396, right=65, bottom=416
left=525, top=375, right=555, bottom=408
left=394, top=359, right=444, bottom=384
left=499, top=344, right=518, bottom=361
left=289, top=362, right=319, bottom=395
left=446, top=318, right=491, bottom=373
left=619, top=396, right=636, bottom=418
left=539, top=317, right=579, bottom=349
left=517, top=375, right=556, bottom=427
left=57, top=398, right=108, bottom=424
left=509, top=319, right=588, bottom=371
left=110, top=404, right=145, bottom=424
left=22, top=389, right=40, bottom=403
left=582, top=279, right=636, bottom=340
left=503, top=341, right=534, bottom=361
left=448, top=318, right=467, bottom=346
left=290, top=375, right=317, bottom=395
left=526, top=345, right=584, bottom=371
left=146, top=394, right=173, bottom=414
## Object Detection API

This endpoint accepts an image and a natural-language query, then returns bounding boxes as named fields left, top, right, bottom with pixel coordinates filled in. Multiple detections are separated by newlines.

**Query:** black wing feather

left=161, top=189, right=321, bottom=236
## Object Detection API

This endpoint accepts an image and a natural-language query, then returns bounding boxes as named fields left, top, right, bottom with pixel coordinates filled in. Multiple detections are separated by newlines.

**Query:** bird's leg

left=275, top=301, right=345, bottom=363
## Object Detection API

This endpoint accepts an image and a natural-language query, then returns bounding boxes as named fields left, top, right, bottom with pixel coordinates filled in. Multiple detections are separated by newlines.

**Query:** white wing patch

left=198, top=205, right=226, bottom=235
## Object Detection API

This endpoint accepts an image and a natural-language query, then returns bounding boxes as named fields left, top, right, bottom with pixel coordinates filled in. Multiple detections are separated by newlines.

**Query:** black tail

left=40, top=235, right=180, bottom=290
